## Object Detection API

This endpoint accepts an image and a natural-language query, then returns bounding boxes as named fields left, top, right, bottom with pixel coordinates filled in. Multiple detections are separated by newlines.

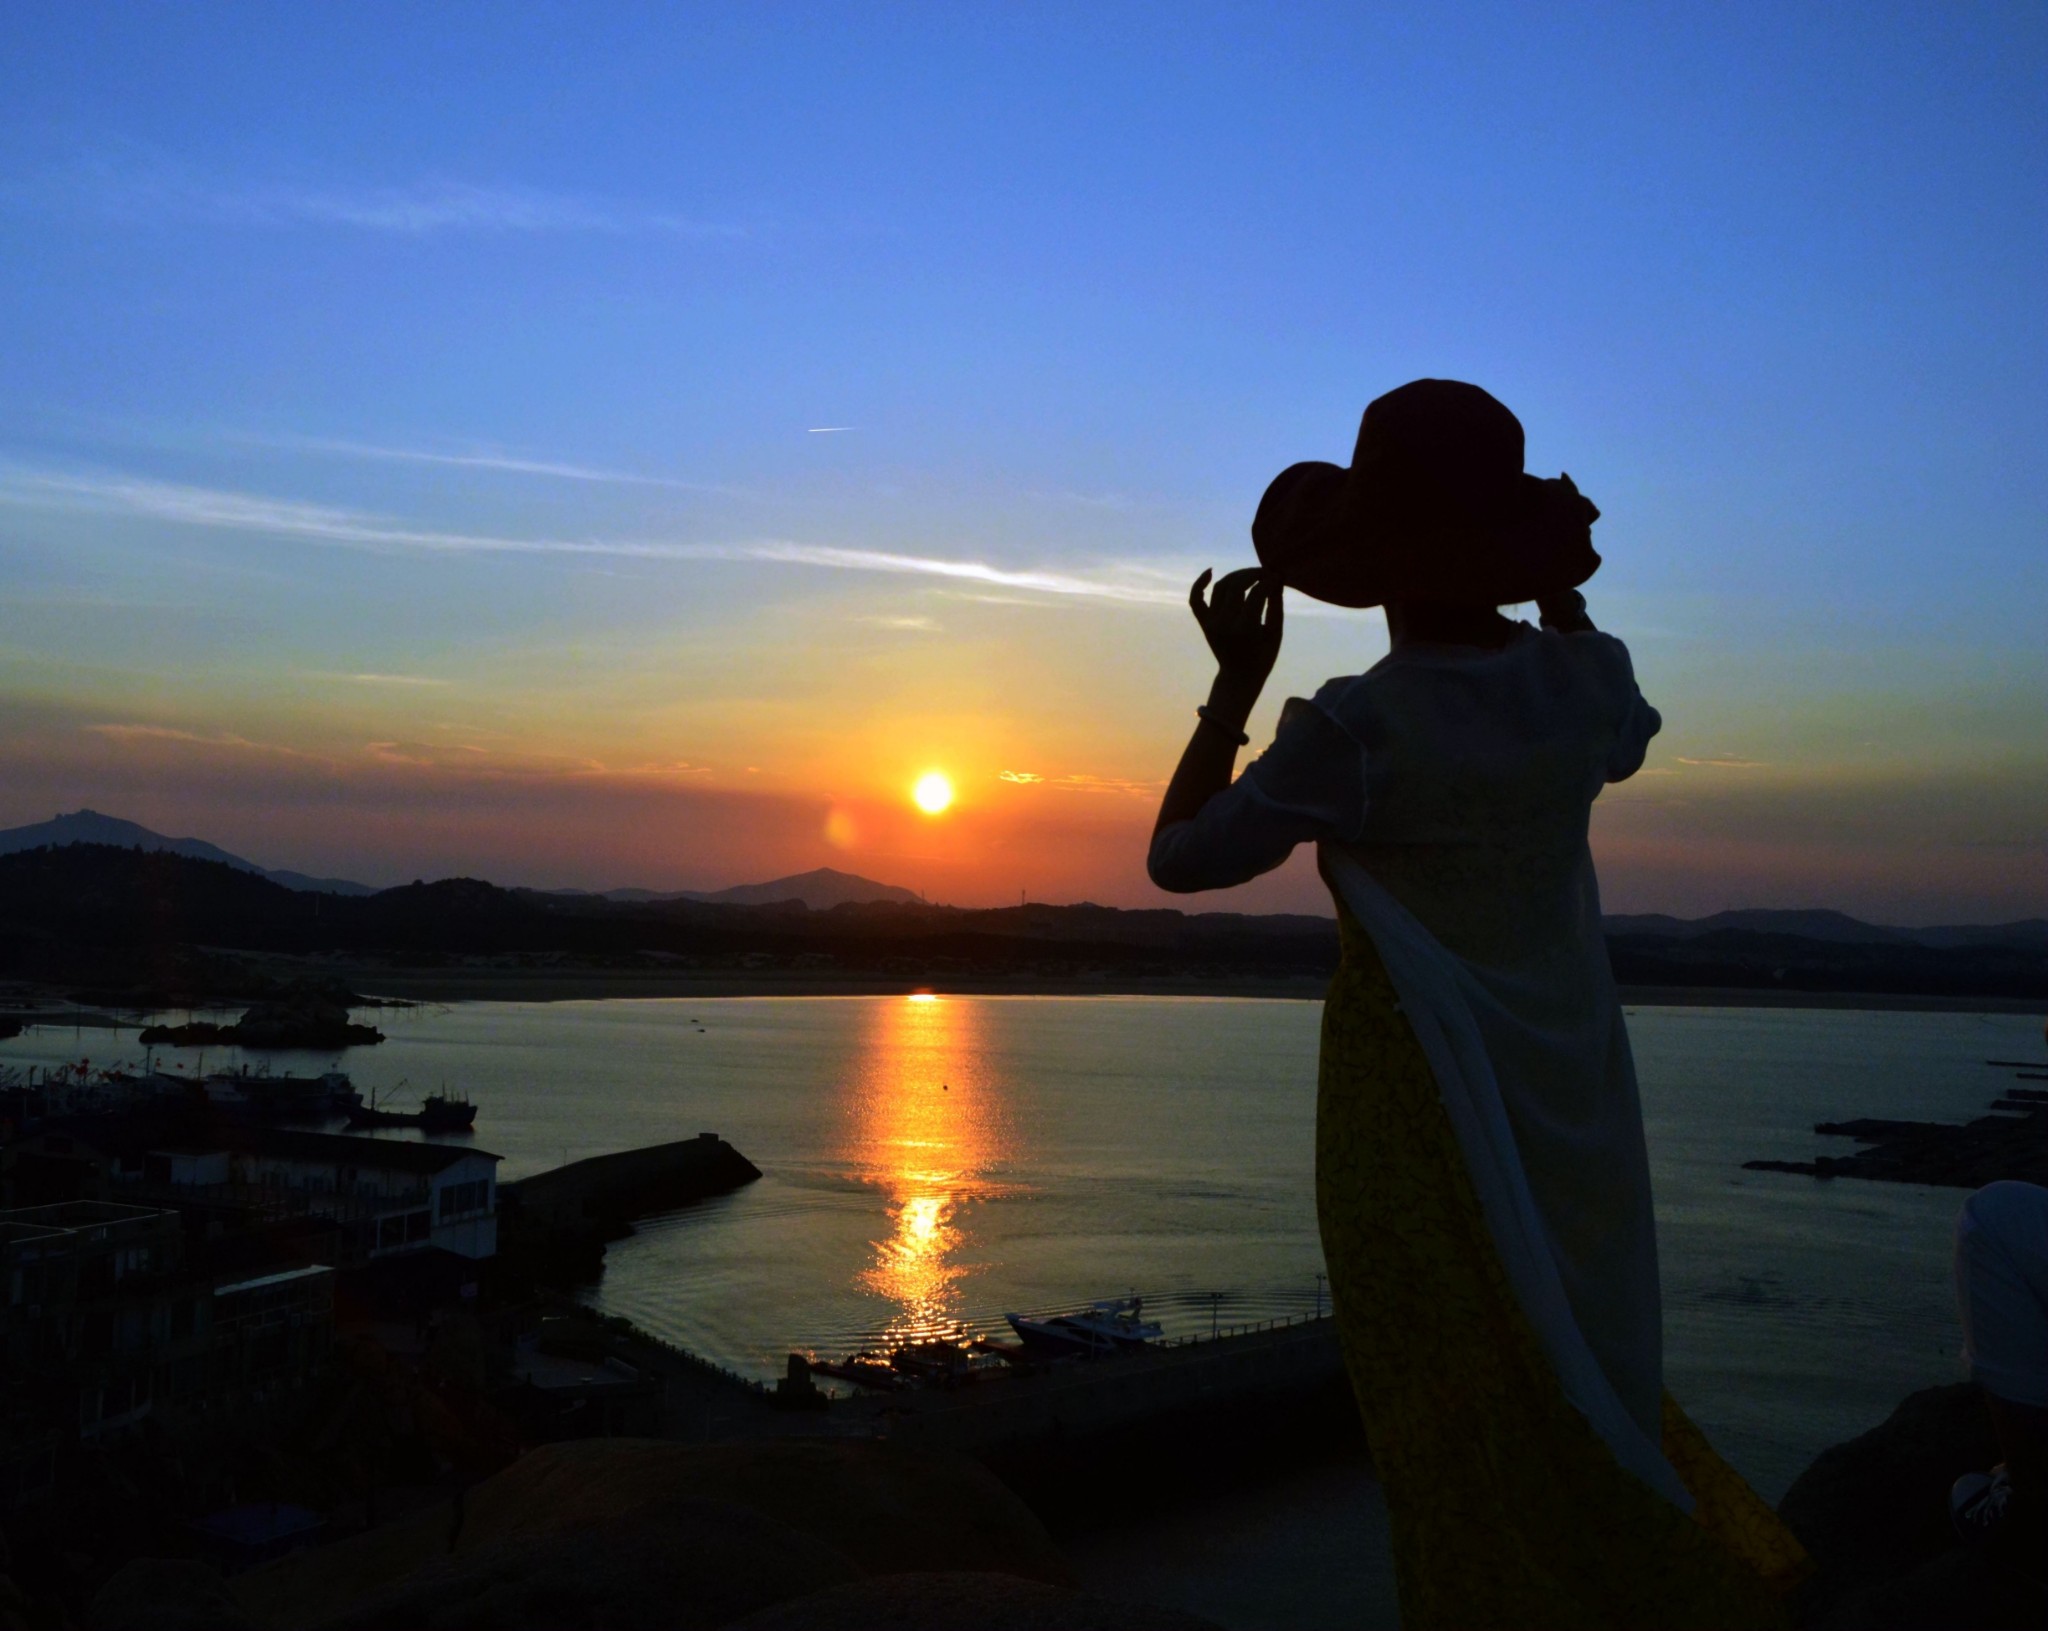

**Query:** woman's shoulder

left=1536, top=626, right=1645, bottom=698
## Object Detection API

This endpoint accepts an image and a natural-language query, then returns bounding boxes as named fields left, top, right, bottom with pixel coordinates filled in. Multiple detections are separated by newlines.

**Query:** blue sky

left=1, top=5, right=2042, bottom=919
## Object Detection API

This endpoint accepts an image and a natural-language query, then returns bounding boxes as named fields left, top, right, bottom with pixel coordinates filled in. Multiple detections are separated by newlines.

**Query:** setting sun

left=912, top=772, right=955, bottom=815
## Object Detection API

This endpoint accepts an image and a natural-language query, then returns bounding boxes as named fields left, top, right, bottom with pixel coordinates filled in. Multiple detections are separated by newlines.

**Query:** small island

left=139, top=996, right=385, bottom=1050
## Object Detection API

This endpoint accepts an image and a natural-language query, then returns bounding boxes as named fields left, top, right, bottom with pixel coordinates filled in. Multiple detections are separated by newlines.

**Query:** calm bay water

left=7, top=996, right=2037, bottom=1499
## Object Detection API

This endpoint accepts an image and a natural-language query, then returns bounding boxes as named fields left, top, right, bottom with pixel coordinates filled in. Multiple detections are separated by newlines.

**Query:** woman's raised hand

left=1190, top=567, right=1284, bottom=686
left=1154, top=569, right=1284, bottom=836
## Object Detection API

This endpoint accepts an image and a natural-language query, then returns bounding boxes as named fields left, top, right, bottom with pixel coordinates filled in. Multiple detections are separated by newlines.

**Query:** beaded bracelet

left=1196, top=705, right=1250, bottom=746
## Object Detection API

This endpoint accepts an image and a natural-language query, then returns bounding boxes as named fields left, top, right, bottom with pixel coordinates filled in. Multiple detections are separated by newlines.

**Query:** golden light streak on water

left=842, top=992, right=1006, bottom=1343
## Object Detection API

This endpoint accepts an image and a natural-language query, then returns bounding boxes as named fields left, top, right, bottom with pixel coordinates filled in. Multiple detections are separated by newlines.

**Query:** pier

left=845, top=1314, right=1343, bottom=1456
left=501, top=1137, right=1351, bottom=1489
left=540, top=1299, right=1355, bottom=1526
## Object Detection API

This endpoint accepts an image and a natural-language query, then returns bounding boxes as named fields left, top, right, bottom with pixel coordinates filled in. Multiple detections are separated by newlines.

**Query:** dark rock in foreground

left=317, top=1495, right=854, bottom=1631
left=230, top=1438, right=1194, bottom=1631
left=725, top=1571, right=1221, bottom=1630
left=90, top=1557, right=255, bottom=1631
left=1779, top=1383, right=2043, bottom=1628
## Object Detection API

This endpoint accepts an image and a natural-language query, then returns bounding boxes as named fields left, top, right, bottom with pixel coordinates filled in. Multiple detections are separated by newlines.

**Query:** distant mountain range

left=1602, top=909, right=2048, bottom=952
left=1, top=841, right=2043, bottom=1004
left=0, top=809, right=2040, bottom=948
left=0, top=812, right=924, bottom=912
left=552, top=867, right=924, bottom=910
left=0, top=809, right=378, bottom=896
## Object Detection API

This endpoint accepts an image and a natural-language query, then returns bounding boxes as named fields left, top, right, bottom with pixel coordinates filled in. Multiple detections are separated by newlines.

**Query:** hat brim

left=1252, top=461, right=1600, bottom=609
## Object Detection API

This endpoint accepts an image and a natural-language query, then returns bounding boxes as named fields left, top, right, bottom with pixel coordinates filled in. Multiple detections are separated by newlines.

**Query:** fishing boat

left=1003, top=1296, right=1163, bottom=1356
left=204, top=1068, right=360, bottom=1117
left=346, top=1087, right=477, bottom=1130
left=420, top=1093, right=478, bottom=1129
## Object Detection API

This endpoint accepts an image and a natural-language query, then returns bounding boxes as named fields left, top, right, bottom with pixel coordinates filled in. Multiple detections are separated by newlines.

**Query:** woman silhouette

left=1150, top=381, right=1806, bottom=1628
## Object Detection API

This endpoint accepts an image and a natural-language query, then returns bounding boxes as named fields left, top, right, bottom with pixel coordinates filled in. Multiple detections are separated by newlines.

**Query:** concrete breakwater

left=495, top=1133, right=762, bottom=1290
left=507, top=1132, right=764, bottom=1227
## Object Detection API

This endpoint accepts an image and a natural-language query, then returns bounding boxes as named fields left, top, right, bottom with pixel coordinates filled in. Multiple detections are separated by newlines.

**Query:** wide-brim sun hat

left=1251, top=379, right=1602, bottom=609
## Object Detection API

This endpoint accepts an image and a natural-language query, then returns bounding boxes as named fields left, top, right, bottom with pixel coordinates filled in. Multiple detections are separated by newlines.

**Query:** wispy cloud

left=738, top=543, right=1187, bottom=606
left=0, top=463, right=1190, bottom=608
left=84, top=722, right=309, bottom=758
left=259, top=434, right=734, bottom=493
left=363, top=740, right=439, bottom=768
left=996, top=769, right=1162, bottom=797
left=322, top=672, right=451, bottom=688
left=1045, top=773, right=1166, bottom=797
left=855, top=614, right=940, bottom=631
left=11, top=153, right=743, bottom=239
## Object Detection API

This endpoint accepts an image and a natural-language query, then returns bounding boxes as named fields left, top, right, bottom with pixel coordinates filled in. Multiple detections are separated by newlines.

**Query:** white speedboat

left=1004, top=1296, right=1163, bottom=1356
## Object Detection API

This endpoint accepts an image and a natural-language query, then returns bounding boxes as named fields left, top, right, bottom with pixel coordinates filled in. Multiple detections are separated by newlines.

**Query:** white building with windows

left=233, top=1131, right=500, bottom=1261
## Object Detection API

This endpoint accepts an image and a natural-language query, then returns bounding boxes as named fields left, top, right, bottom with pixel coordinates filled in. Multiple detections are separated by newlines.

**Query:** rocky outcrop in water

left=139, top=998, right=384, bottom=1050
left=1747, top=1089, right=2048, bottom=1189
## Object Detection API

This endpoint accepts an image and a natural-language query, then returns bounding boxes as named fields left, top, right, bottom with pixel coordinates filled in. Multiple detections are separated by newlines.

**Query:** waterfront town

left=0, top=1043, right=1362, bottom=1628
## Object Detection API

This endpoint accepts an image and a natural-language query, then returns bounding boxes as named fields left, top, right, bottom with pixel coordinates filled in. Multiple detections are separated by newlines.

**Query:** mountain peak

left=0, top=810, right=374, bottom=896
left=688, top=867, right=923, bottom=910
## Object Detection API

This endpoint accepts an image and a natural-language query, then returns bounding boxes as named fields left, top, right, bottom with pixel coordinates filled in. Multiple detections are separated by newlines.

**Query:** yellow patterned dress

left=1318, top=906, right=1808, bottom=1628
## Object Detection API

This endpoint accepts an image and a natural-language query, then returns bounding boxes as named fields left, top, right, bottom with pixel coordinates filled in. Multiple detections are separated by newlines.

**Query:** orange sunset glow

left=0, top=10, right=2038, bottom=930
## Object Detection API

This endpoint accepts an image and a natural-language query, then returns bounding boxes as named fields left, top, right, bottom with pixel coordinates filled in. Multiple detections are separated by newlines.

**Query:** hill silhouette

left=684, top=867, right=923, bottom=908
left=557, top=867, right=921, bottom=909
left=0, top=843, right=2042, bottom=1005
left=0, top=844, right=1341, bottom=1000
left=2, top=811, right=927, bottom=909
left=1603, top=908, right=2048, bottom=953
left=0, top=808, right=376, bottom=895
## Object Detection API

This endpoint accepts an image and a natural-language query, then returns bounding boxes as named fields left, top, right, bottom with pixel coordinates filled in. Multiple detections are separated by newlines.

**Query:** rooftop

left=0, top=1199, right=178, bottom=1230
left=247, top=1129, right=501, bottom=1174
left=214, top=1264, right=335, bottom=1297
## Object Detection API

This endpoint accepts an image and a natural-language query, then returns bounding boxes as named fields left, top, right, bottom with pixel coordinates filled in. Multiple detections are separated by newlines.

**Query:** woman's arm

left=1152, top=568, right=1284, bottom=839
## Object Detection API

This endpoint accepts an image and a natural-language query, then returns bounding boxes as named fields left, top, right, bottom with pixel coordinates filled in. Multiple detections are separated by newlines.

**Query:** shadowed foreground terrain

left=100, top=1438, right=1222, bottom=1631
left=71, top=1387, right=2048, bottom=1631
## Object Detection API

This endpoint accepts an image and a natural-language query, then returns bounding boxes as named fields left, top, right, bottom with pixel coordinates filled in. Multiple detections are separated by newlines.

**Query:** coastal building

left=232, top=1130, right=500, bottom=1262
left=5, top=1117, right=500, bottom=1265
left=209, top=1262, right=337, bottom=1396
left=0, top=1196, right=339, bottom=1504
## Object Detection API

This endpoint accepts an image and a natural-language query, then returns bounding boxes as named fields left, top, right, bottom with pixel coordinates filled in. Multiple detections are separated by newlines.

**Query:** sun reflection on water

left=842, top=994, right=1010, bottom=1343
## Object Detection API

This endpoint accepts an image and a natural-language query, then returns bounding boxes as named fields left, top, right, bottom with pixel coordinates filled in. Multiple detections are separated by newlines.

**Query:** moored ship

left=1004, top=1296, right=1163, bottom=1356
left=346, top=1089, right=477, bottom=1130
